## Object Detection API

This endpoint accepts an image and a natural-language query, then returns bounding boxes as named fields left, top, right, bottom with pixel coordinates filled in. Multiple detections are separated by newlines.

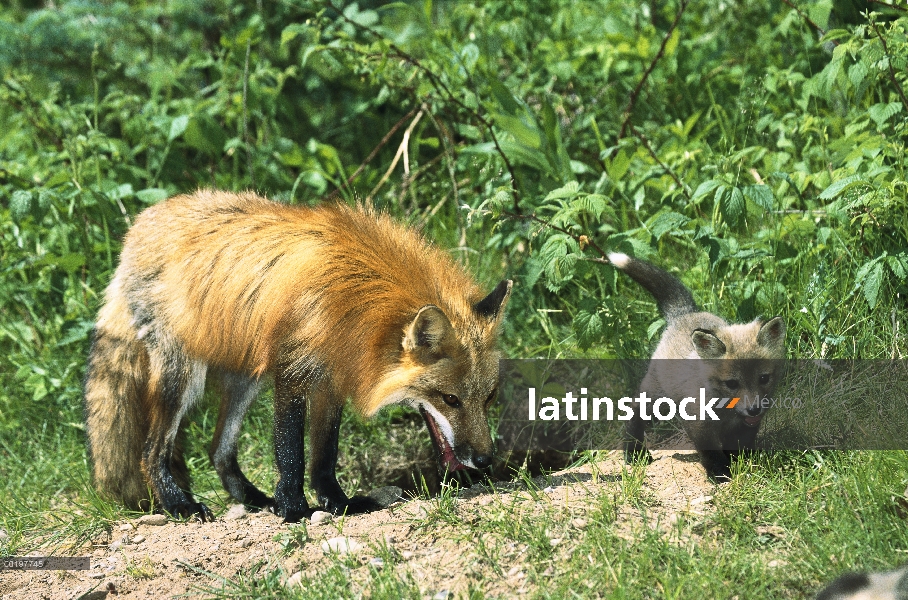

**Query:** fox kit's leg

left=272, top=372, right=311, bottom=523
left=624, top=411, right=652, bottom=465
left=209, top=371, right=271, bottom=509
left=141, top=346, right=212, bottom=521
left=307, top=385, right=381, bottom=516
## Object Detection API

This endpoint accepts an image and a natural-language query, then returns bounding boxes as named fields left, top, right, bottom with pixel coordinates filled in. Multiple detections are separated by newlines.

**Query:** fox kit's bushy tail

left=608, top=252, right=698, bottom=323
left=84, top=278, right=158, bottom=510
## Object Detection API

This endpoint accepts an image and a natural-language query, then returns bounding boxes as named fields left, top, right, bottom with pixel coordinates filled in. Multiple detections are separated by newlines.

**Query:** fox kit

left=816, top=565, right=908, bottom=600
left=609, top=252, right=785, bottom=480
left=84, top=190, right=511, bottom=522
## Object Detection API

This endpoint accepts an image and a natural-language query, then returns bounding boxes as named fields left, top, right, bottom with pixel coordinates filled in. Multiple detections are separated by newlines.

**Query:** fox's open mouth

left=419, top=407, right=467, bottom=472
left=743, top=414, right=763, bottom=427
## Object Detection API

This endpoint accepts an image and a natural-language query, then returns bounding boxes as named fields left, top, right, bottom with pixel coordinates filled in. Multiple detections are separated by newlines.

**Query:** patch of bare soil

left=0, top=450, right=715, bottom=599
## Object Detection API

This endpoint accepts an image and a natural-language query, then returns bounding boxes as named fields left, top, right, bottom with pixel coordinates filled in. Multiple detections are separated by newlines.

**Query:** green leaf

left=743, top=185, right=774, bottom=210
left=281, top=23, right=308, bottom=47
left=571, top=194, right=609, bottom=219
left=489, top=80, right=521, bottom=116
left=646, top=318, right=666, bottom=340
left=184, top=114, right=228, bottom=156
left=720, top=186, right=745, bottom=226
left=606, top=149, right=630, bottom=181
left=168, top=115, right=190, bottom=142
left=692, top=179, right=723, bottom=203
left=493, top=113, right=542, bottom=149
left=861, top=260, right=885, bottom=310
left=574, top=298, right=604, bottom=350
left=136, top=188, right=170, bottom=204
left=819, top=175, right=864, bottom=200
left=647, top=211, right=690, bottom=240
left=10, top=190, right=33, bottom=221
left=868, top=102, right=902, bottom=128
left=544, top=181, right=580, bottom=202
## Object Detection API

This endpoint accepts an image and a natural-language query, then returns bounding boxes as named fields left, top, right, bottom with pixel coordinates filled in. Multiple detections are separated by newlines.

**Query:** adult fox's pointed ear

left=403, top=305, right=455, bottom=360
left=473, top=280, right=512, bottom=320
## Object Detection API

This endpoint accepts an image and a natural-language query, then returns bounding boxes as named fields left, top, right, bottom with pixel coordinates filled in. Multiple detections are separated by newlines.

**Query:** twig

left=780, top=0, right=827, bottom=36
left=323, top=0, right=522, bottom=209
left=325, top=105, right=419, bottom=202
left=868, top=0, right=907, bottom=12
left=870, top=19, right=908, bottom=115
left=503, top=210, right=611, bottom=265
left=631, top=125, right=691, bottom=200
left=426, top=105, right=461, bottom=227
left=242, top=38, right=256, bottom=189
left=616, top=0, right=689, bottom=146
left=365, top=108, right=425, bottom=206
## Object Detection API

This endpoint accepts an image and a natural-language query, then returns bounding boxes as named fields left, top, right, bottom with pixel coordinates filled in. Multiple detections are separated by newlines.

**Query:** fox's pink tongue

left=420, top=408, right=466, bottom=472
left=744, top=415, right=763, bottom=427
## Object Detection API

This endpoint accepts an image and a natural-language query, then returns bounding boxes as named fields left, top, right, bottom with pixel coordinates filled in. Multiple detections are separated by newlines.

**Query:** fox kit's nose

left=473, top=454, right=493, bottom=470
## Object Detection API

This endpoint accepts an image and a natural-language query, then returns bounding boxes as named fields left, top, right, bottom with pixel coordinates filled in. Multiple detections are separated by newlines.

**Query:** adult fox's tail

left=83, top=281, right=154, bottom=510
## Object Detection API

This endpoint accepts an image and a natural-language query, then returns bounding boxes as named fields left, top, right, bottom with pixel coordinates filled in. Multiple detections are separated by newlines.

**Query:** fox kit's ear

left=691, top=329, right=727, bottom=358
left=404, top=305, right=455, bottom=358
left=473, top=280, right=513, bottom=320
left=756, top=316, right=786, bottom=351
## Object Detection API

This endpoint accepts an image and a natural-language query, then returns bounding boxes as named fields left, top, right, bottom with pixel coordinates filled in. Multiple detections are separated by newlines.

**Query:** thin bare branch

left=503, top=210, right=612, bottom=264
left=616, top=0, right=689, bottom=146
left=325, top=105, right=419, bottom=202
left=870, top=19, right=908, bottom=115
left=323, top=0, right=522, bottom=208
left=779, top=0, right=828, bottom=37
left=632, top=125, right=691, bottom=201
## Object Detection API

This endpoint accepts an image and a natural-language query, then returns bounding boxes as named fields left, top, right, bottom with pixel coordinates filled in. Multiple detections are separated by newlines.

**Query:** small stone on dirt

left=549, top=538, right=562, bottom=547
left=131, top=535, right=145, bottom=544
left=285, top=571, right=303, bottom=588
left=543, top=486, right=554, bottom=493
left=369, top=485, right=403, bottom=507
left=108, top=541, right=122, bottom=552
left=433, top=590, right=453, bottom=600
left=136, top=514, right=167, bottom=526
left=0, top=529, right=8, bottom=542
left=369, top=557, right=384, bottom=569
left=118, top=523, right=134, bottom=531
left=321, top=536, right=362, bottom=554
left=224, top=504, right=247, bottom=521
left=571, top=518, right=588, bottom=529
left=690, top=495, right=713, bottom=506
left=401, top=551, right=414, bottom=560
left=310, top=510, right=332, bottom=525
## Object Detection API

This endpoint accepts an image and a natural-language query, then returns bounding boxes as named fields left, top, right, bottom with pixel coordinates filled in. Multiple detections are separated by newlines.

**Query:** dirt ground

left=0, top=450, right=715, bottom=599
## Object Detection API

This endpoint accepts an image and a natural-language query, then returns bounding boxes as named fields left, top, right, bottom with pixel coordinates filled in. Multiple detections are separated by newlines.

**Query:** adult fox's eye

left=759, top=373, right=770, bottom=385
left=442, top=393, right=461, bottom=408
left=724, top=379, right=740, bottom=391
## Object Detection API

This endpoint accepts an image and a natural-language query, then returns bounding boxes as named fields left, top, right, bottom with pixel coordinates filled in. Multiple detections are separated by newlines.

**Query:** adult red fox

left=84, top=190, right=511, bottom=522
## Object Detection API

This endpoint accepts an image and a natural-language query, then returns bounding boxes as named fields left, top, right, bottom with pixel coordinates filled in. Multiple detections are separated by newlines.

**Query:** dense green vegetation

left=1, top=0, right=906, bottom=597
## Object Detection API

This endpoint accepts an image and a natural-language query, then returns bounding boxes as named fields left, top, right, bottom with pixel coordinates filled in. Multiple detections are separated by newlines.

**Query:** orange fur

left=84, top=190, right=510, bottom=517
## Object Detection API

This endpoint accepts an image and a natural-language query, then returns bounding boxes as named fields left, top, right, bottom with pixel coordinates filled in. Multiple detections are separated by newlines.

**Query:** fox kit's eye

left=759, top=373, right=770, bottom=385
left=442, top=393, right=461, bottom=408
left=724, top=379, right=740, bottom=391
left=485, top=388, right=498, bottom=408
